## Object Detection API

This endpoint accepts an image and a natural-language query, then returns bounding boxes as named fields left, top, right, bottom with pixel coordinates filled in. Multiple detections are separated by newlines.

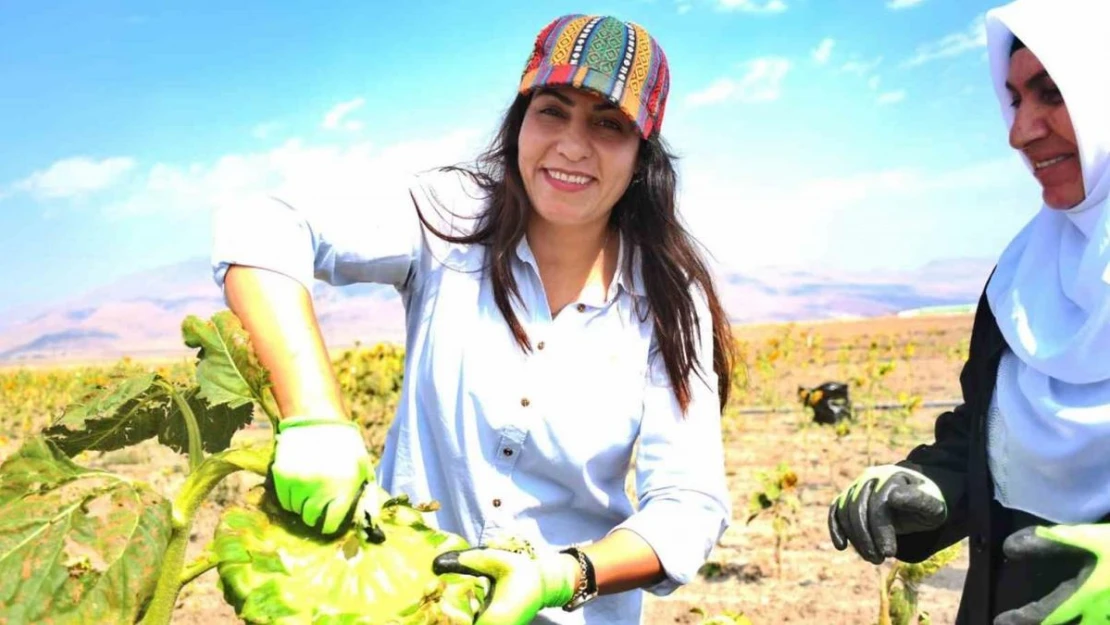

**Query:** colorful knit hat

left=518, top=14, right=671, bottom=140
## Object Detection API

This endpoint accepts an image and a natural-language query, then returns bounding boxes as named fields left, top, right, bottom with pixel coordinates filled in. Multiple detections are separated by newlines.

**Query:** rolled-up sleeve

left=608, top=287, right=733, bottom=596
left=210, top=178, right=424, bottom=296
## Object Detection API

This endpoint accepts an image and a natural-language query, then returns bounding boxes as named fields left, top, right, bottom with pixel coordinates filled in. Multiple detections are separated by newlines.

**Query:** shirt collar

left=612, top=232, right=647, bottom=299
left=514, top=231, right=647, bottom=303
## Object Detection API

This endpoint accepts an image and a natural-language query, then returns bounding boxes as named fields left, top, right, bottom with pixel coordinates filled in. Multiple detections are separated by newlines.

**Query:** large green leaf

left=0, top=438, right=172, bottom=624
left=41, top=372, right=171, bottom=457
left=40, top=370, right=253, bottom=461
left=182, top=311, right=280, bottom=424
left=157, top=386, right=255, bottom=455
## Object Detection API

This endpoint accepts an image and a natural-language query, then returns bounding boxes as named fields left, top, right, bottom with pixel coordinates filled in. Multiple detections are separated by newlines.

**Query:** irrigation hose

left=731, top=399, right=962, bottom=415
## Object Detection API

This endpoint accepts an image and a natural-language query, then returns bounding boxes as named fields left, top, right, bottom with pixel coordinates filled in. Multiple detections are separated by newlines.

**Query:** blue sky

left=0, top=0, right=1041, bottom=314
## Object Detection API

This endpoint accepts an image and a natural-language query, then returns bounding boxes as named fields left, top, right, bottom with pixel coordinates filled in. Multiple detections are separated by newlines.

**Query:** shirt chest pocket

left=537, top=341, right=648, bottom=464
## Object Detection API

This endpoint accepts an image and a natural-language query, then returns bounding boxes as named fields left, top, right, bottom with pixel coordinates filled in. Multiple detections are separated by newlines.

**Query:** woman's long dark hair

left=412, top=92, right=736, bottom=415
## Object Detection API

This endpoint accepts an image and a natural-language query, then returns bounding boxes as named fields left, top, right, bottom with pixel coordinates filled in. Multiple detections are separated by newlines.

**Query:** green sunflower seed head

left=214, top=485, right=489, bottom=624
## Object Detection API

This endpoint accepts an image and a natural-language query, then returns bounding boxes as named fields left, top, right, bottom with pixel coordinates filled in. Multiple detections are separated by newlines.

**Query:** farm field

left=0, top=311, right=977, bottom=624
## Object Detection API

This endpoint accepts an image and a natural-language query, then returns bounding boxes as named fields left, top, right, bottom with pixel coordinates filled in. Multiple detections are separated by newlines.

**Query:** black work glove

left=828, top=465, right=947, bottom=565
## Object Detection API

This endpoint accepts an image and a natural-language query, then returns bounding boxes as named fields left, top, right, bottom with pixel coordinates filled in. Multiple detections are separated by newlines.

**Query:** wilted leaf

left=41, top=372, right=171, bottom=457
left=696, top=611, right=754, bottom=625
left=835, top=420, right=852, bottom=438
left=158, top=386, right=255, bottom=455
left=765, top=482, right=782, bottom=500
left=897, top=542, right=962, bottom=585
left=697, top=562, right=724, bottom=579
left=0, top=438, right=172, bottom=623
left=182, top=312, right=279, bottom=422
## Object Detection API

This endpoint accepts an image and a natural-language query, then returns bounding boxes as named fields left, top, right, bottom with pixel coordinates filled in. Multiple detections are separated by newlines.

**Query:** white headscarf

left=982, top=0, right=1110, bottom=523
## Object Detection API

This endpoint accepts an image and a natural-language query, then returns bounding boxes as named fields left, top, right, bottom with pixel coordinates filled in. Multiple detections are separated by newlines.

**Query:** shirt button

left=576, top=303, right=586, bottom=312
left=492, top=498, right=502, bottom=508
left=537, top=341, right=545, bottom=350
left=502, top=448, right=514, bottom=457
left=521, top=397, right=530, bottom=407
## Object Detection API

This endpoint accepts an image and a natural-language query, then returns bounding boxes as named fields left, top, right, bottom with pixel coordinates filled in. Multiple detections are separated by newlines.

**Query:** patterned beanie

left=518, top=14, right=671, bottom=140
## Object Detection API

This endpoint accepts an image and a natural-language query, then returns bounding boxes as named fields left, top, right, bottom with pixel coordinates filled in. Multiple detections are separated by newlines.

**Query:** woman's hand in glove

left=271, top=415, right=374, bottom=535
left=828, top=465, right=947, bottom=565
left=432, top=546, right=581, bottom=625
left=994, top=523, right=1110, bottom=625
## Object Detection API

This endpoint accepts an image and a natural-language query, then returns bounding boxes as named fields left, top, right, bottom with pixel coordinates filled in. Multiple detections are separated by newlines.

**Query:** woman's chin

left=531, top=205, right=598, bottom=228
left=1042, top=188, right=1086, bottom=211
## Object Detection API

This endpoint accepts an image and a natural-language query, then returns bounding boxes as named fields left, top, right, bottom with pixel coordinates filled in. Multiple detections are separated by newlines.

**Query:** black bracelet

left=559, top=546, right=598, bottom=610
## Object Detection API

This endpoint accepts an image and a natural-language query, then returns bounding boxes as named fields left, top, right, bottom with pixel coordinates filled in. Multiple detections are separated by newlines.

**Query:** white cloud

left=715, top=0, right=787, bottom=12
left=878, top=90, right=906, bottom=105
left=676, top=154, right=1030, bottom=270
left=10, top=156, right=136, bottom=201
left=686, top=79, right=736, bottom=106
left=686, top=57, right=791, bottom=106
left=677, top=0, right=786, bottom=13
left=102, top=129, right=485, bottom=220
left=839, top=56, right=885, bottom=96
left=840, top=56, right=883, bottom=77
left=680, top=165, right=923, bottom=268
left=322, top=97, right=367, bottom=131
left=903, top=14, right=987, bottom=67
left=887, top=0, right=927, bottom=9
left=813, top=38, right=835, bottom=65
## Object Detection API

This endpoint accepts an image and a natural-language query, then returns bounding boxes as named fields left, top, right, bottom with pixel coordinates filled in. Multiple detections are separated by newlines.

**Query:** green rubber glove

left=994, top=523, right=1110, bottom=625
left=271, top=415, right=374, bottom=535
left=828, top=464, right=947, bottom=565
left=432, top=547, right=580, bottom=625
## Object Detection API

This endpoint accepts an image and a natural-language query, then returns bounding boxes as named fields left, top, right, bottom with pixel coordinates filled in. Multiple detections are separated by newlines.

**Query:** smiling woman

left=826, top=0, right=1110, bottom=623
left=517, top=87, right=641, bottom=233
left=1004, top=36, right=1085, bottom=209
left=210, top=12, right=735, bottom=625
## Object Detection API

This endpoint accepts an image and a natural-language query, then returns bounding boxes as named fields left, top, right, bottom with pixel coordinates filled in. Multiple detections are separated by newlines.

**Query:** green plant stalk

left=258, top=387, right=281, bottom=431
left=138, top=443, right=272, bottom=625
left=180, top=549, right=220, bottom=587
left=899, top=571, right=921, bottom=625
left=155, top=379, right=203, bottom=473
left=878, top=565, right=893, bottom=625
left=774, top=521, right=783, bottom=579
left=866, top=407, right=875, bottom=466
left=907, top=588, right=921, bottom=625
left=864, top=368, right=885, bottom=466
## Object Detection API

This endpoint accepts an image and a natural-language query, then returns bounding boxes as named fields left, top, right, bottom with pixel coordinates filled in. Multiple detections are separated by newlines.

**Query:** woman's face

left=517, top=86, right=641, bottom=230
left=1006, top=47, right=1084, bottom=210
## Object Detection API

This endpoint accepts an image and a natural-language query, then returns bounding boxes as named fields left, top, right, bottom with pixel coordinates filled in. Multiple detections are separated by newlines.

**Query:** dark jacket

left=893, top=278, right=1108, bottom=624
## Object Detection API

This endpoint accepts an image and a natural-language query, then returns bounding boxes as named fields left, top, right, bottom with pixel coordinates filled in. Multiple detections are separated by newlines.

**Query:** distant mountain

left=0, top=255, right=995, bottom=364
left=706, top=256, right=993, bottom=324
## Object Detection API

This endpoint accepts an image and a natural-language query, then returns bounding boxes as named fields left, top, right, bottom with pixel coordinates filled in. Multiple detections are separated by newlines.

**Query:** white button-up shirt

left=211, top=169, right=732, bottom=624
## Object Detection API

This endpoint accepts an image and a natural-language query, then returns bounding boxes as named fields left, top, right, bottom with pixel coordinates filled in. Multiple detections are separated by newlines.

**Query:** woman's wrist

left=558, top=546, right=598, bottom=611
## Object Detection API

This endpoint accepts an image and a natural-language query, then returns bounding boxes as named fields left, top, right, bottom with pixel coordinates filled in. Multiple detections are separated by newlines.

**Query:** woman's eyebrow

left=1005, top=69, right=1050, bottom=92
left=534, top=88, right=619, bottom=111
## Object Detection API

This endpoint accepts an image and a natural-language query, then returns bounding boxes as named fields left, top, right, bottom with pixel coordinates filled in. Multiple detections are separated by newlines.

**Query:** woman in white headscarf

left=825, top=0, right=1110, bottom=623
